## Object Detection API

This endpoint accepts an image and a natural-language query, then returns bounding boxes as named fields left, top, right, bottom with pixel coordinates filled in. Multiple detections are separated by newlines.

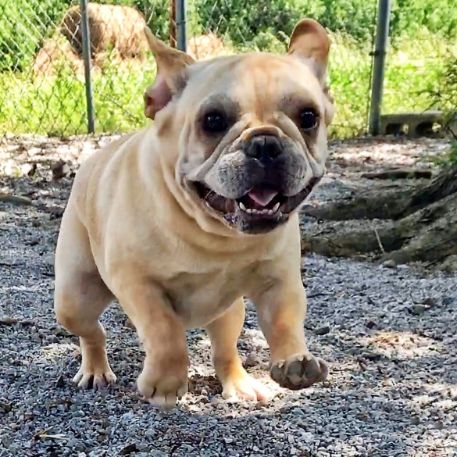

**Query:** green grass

left=0, top=59, right=155, bottom=136
left=0, top=31, right=455, bottom=138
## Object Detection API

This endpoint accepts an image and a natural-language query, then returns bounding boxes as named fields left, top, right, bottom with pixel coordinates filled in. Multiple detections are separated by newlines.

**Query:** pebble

left=382, top=259, right=397, bottom=268
left=314, top=324, right=331, bottom=335
left=410, top=304, right=429, bottom=315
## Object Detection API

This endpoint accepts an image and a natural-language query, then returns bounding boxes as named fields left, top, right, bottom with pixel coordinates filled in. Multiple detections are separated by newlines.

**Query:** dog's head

left=144, top=20, right=334, bottom=235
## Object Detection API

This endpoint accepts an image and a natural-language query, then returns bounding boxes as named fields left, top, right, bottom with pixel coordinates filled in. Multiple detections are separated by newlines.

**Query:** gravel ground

left=0, top=135, right=456, bottom=457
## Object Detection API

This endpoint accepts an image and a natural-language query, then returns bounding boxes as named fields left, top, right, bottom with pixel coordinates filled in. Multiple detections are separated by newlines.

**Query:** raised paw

left=270, top=354, right=328, bottom=390
left=137, top=365, right=188, bottom=410
left=73, top=365, right=117, bottom=390
left=221, top=370, right=271, bottom=403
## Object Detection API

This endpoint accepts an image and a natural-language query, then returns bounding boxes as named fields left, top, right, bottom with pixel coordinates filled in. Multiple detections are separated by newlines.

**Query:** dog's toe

left=270, top=354, right=328, bottom=390
left=222, top=373, right=271, bottom=403
left=137, top=369, right=188, bottom=410
left=73, top=366, right=117, bottom=390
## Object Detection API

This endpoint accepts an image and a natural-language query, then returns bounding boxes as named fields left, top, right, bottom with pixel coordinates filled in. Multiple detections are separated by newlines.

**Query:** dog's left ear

left=288, top=19, right=330, bottom=82
left=144, top=27, right=195, bottom=119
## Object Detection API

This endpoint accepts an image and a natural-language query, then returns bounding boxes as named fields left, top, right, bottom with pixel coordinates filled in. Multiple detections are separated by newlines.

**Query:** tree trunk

left=306, top=165, right=457, bottom=221
left=301, top=165, right=457, bottom=270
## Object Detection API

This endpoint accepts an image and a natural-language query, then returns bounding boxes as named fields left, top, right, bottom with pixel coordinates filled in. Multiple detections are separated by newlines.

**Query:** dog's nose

left=245, top=135, right=282, bottom=161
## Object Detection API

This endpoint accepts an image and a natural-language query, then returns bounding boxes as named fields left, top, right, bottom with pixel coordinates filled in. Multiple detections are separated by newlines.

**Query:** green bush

left=194, top=0, right=300, bottom=51
left=390, top=0, right=457, bottom=40
left=0, top=0, right=72, bottom=71
left=192, top=0, right=456, bottom=49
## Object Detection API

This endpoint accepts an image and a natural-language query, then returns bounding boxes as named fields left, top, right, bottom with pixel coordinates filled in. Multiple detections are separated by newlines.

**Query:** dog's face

left=144, top=20, right=334, bottom=234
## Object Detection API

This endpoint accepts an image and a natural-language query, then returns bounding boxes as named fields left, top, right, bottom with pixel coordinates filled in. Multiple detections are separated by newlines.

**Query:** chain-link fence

left=0, top=0, right=455, bottom=138
left=0, top=0, right=167, bottom=136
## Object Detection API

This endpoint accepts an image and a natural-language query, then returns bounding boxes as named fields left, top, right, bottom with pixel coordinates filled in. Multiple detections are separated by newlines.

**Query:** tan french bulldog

left=54, top=18, right=334, bottom=409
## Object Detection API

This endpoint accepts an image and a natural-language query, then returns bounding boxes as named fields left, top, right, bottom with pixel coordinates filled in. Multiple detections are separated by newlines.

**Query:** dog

left=54, top=18, right=334, bottom=409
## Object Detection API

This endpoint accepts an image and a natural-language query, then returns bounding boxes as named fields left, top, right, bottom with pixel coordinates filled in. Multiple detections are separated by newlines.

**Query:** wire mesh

left=0, top=0, right=166, bottom=136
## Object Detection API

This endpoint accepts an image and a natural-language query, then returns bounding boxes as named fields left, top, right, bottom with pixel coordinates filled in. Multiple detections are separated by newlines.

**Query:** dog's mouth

left=192, top=178, right=320, bottom=230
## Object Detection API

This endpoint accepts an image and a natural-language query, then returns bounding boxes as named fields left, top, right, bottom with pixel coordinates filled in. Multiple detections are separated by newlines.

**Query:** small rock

left=47, top=206, right=64, bottom=219
left=26, top=237, right=40, bottom=246
left=22, top=163, right=37, bottom=177
left=120, top=443, right=139, bottom=455
left=123, top=317, right=135, bottom=329
left=0, top=399, right=12, bottom=413
left=421, top=297, right=437, bottom=307
left=244, top=352, right=260, bottom=367
left=315, top=324, right=330, bottom=335
left=55, top=374, right=65, bottom=388
left=382, top=259, right=397, bottom=268
left=361, top=352, right=382, bottom=361
left=442, top=296, right=456, bottom=307
left=42, top=253, right=55, bottom=267
left=0, top=193, right=32, bottom=206
left=51, top=160, right=70, bottom=180
left=410, top=304, right=429, bottom=315
left=365, top=319, right=377, bottom=329
left=300, top=431, right=314, bottom=443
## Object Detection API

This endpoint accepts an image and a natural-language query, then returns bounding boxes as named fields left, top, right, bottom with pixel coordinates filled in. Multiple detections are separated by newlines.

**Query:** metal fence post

left=175, top=0, right=187, bottom=52
left=368, top=0, right=391, bottom=136
left=80, top=0, right=95, bottom=133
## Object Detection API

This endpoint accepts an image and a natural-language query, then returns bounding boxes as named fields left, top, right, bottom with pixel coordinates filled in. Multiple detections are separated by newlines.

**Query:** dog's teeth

left=267, top=209, right=273, bottom=215
left=239, top=202, right=247, bottom=211
left=272, top=202, right=280, bottom=212
left=246, top=209, right=253, bottom=214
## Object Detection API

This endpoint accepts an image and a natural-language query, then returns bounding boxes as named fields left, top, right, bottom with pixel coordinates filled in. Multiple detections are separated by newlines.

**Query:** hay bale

left=188, top=33, right=231, bottom=60
left=32, top=35, right=84, bottom=76
left=60, top=4, right=149, bottom=59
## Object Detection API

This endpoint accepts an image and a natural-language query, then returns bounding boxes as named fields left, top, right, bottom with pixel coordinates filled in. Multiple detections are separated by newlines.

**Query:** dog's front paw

left=270, top=354, right=328, bottom=390
left=72, top=345, right=117, bottom=390
left=137, top=360, right=188, bottom=409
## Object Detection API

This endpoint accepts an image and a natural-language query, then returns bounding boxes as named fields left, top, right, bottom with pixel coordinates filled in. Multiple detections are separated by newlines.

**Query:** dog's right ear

left=144, top=28, right=195, bottom=119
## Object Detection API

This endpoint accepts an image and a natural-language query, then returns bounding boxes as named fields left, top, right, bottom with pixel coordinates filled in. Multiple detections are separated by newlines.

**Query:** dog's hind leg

left=54, top=206, right=116, bottom=389
left=206, top=297, right=270, bottom=402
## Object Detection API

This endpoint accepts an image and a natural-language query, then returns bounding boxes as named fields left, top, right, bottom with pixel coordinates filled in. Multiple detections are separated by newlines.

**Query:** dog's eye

left=202, top=111, right=228, bottom=134
left=299, top=109, right=318, bottom=131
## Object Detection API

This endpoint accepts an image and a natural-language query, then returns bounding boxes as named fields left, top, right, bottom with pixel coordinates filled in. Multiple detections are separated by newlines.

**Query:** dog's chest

left=164, top=266, right=265, bottom=327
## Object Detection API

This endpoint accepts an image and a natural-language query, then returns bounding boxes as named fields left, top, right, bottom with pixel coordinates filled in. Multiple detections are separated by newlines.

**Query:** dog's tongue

left=247, top=187, right=278, bottom=207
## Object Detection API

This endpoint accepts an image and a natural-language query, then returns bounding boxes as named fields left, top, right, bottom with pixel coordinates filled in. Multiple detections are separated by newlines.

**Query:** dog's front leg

left=206, top=297, right=270, bottom=402
left=115, top=279, right=189, bottom=409
left=252, top=278, right=328, bottom=390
